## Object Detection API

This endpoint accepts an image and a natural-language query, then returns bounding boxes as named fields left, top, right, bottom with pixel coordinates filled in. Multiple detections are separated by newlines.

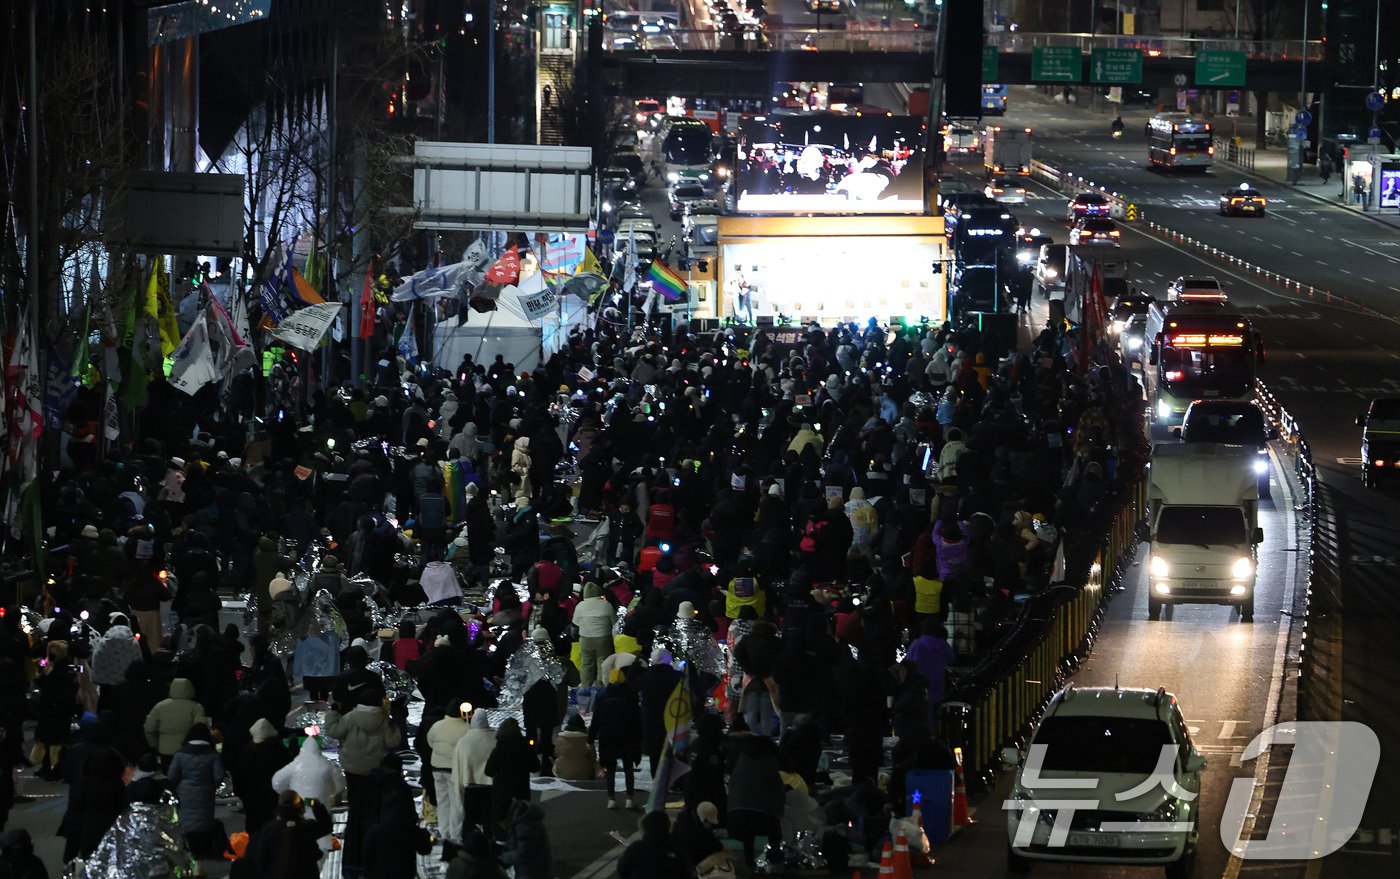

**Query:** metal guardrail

left=1213, top=136, right=1256, bottom=171
left=605, top=29, right=1324, bottom=60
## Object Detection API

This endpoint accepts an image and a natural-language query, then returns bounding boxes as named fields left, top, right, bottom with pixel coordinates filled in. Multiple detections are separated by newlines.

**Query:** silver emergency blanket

left=497, top=638, right=564, bottom=707
left=78, top=796, right=194, bottom=879
left=271, top=588, right=347, bottom=658
left=656, top=616, right=726, bottom=678
left=370, top=659, right=417, bottom=701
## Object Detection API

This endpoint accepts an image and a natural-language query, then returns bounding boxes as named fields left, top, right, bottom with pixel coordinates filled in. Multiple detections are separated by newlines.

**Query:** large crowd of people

left=0, top=309, right=1144, bottom=877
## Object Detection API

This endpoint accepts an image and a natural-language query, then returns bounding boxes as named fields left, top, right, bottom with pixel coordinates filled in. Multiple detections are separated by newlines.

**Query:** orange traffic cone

left=952, top=746, right=976, bottom=827
left=909, top=802, right=933, bottom=866
left=878, top=840, right=895, bottom=878
left=892, top=830, right=913, bottom=879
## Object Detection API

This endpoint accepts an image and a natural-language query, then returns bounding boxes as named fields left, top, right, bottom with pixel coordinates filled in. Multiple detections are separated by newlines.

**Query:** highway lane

left=995, top=93, right=1400, bottom=876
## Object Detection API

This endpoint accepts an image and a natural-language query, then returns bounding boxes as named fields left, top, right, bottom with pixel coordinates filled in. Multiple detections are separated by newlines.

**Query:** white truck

left=983, top=126, right=1033, bottom=178
left=1147, top=443, right=1261, bottom=622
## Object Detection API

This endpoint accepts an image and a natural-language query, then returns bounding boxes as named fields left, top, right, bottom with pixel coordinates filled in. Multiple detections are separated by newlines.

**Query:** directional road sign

left=1194, top=51, right=1246, bottom=87
left=1032, top=46, right=1081, bottom=82
left=1366, top=91, right=1386, bottom=111
left=1296, top=109, right=1313, bottom=126
left=1090, top=48, right=1143, bottom=85
left=983, top=45, right=999, bottom=81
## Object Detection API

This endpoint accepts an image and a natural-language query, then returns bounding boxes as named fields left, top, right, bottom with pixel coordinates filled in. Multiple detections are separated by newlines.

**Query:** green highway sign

left=983, top=45, right=999, bottom=81
left=1090, top=48, right=1143, bottom=84
left=1195, top=50, right=1246, bottom=87
left=1032, top=46, right=1081, bottom=82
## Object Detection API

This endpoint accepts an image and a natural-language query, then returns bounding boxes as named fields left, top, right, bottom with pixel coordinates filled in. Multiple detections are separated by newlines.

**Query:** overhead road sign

left=1032, top=47, right=1081, bottom=83
left=1090, top=48, right=1143, bottom=85
left=983, top=45, right=999, bottom=81
left=1195, top=51, right=1246, bottom=87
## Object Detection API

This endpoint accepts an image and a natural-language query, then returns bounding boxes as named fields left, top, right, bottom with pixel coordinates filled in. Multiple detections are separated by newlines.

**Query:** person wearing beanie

left=426, top=701, right=474, bottom=850
left=571, top=582, right=616, bottom=687
left=125, top=752, right=170, bottom=805
left=168, top=723, right=224, bottom=862
left=236, top=717, right=292, bottom=836
left=551, top=713, right=598, bottom=782
left=452, top=711, right=497, bottom=838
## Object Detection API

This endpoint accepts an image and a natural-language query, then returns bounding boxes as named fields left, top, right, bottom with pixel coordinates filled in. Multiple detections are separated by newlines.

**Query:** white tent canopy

left=433, top=289, right=588, bottom=374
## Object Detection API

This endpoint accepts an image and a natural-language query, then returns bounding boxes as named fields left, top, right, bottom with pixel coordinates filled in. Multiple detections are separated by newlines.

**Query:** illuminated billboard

left=734, top=113, right=926, bottom=214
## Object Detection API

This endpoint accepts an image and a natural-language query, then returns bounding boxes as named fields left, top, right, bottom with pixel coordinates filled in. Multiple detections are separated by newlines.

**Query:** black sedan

left=1219, top=184, right=1267, bottom=216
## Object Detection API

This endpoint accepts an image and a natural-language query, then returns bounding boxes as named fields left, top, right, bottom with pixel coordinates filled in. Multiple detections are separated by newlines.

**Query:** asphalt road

left=992, top=91, right=1400, bottom=878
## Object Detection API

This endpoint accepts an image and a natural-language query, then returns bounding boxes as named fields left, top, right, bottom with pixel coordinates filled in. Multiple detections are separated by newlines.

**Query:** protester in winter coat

left=726, top=735, right=787, bottom=868
left=733, top=620, right=781, bottom=737
left=238, top=718, right=292, bottom=836
left=445, top=827, right=508, bottom=879
left=552, top=713, right=598, bottom=781
left=511, top=437, right=534, bottom=500
left=250, top=791, right=333, bottom=879
left=60, top=742, right=125, bottom=861
left=324, top=688, right=401, bottom=875
left=589, top=675, right=643, bottom=810
left=672, top=801, right=727, bottom=873
left=33, top=640, right=78, bottom=778
left=571, top=582, right=616, bottom=687
left=617, top=811, right=692, bottom=879
left=451, top=711, right=497, bottom=837
left=505, top=497, right=541, bottom=578
left=483, top=718, right=538, bottom=831
left=0, top=828, right=49, bottom=879
left=143, top=677, right=207, bottom=769
left=425, top=702, right=472, bottom=847
left=500, top=800, right=553, bottom=879
left=89, top=616, right=142, bottom=691
left=168, top=723, right=225, bottom=860
left=361, top=785, right=433, bottom=879
left=683, top=712, right=728, bottom=821
left=904, top=619, right=953, bottom=728
left=271, top=736, right=346, bottom=809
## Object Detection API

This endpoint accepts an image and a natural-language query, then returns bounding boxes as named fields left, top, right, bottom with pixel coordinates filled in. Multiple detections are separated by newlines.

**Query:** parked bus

left=1148, top=112, right=1213, bottom=171
left=981, top=84, right=1008, bottom=115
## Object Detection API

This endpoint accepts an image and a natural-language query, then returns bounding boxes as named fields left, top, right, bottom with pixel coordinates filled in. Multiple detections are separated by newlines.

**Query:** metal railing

left=1030, top=158, right=1133, bottom=220
left=1214, top=136, right=1257, bottom=171
left=605, top=29, right=1324, bottom=60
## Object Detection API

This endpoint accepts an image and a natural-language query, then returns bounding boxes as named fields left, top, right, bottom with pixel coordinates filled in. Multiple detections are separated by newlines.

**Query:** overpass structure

left=597, top=31, right=1323, bottom=100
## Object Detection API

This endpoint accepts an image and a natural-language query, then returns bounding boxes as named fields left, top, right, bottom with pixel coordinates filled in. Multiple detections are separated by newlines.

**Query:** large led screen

left=734, top=114, right=926, bottom=214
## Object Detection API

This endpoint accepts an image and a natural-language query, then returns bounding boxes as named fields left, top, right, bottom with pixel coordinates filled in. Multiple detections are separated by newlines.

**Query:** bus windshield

left=1160, top=343, right=1252, bottom=397
left=664, top=126, right=711, bottom=165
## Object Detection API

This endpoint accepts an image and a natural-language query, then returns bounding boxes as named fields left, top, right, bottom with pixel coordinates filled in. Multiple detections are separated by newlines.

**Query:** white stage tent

left=432, top=290, right=588, bottom=373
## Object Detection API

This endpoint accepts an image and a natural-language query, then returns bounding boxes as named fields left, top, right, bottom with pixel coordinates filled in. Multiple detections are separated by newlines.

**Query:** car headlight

left=1149, top=799, right=1179, bottom=823
left=667, top=171, right=679, bottom=183
left=1044, top=268, right=1057, bottom=279
left=1253, top=457, right=1268, bottom=475
left=1017, top=252, right=1033, bottom=265
left=1126, top=336, right=1142, bottom=350
left=1112, top=319, right=1125, bottom=334
left=1150, top=555, right=1170, bottom=578
left=1157, top=399, right=1172, bottom=419
left=602, top=201, right=613, bottom=212
left=1232, top=557, right=1254, bottom=579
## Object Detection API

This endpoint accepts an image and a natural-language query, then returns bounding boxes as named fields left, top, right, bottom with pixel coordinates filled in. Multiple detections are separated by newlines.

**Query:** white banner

left=270, top=302, right=344, bottom=350
left=391, top=261, right=473, bottom=302
left=513, top=272, right=558, bottom=322
left=103, top=387, right=120, bottom=441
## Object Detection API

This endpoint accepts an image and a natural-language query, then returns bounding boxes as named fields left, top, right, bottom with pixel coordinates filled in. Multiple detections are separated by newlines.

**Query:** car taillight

left=1170, top=147, right=1177, bottom=156
left=1165, top=370, right=1183, bottom=381
left=1208, top=146, right=1215, bottom=155
left=1231, top=198, right=1243, bottom=203
left=1109, top=230, right=1120, bottom=236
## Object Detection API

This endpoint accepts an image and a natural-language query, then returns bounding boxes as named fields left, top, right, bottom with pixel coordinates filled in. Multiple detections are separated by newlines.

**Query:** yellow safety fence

left=964, top=479, right=1147, bottom=775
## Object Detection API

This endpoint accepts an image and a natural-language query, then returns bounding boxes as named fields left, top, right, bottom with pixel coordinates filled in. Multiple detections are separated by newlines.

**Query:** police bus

left=1147, top=112, right=1213, bottom=171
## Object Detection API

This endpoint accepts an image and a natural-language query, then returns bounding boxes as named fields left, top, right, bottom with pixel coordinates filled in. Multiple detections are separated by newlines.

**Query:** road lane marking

left=1342, top=238, right=1400, bottom=263
left=1220, top=445, right=1300, bottom=879
left=1291, top=251, right=1305, bottom=256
